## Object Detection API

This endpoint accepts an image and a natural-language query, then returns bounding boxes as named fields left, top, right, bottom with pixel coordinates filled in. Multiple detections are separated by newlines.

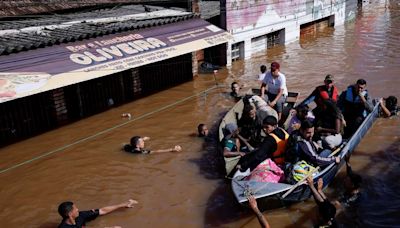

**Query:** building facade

left=0, top=4, right=231, bottom=146
left=221, top=0, right=354, bottom=65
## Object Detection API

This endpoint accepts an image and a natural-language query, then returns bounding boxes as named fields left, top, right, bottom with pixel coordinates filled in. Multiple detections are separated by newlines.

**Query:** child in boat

left=123, top=136, right=181, bottom=154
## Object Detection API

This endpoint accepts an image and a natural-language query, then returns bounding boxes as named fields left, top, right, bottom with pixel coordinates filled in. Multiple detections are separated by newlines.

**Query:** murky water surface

left=1, top=1, right=399, bottom=227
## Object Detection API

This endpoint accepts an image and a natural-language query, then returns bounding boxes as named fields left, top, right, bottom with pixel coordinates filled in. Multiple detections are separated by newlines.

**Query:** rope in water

left=0, top=85, right=220, bottom=175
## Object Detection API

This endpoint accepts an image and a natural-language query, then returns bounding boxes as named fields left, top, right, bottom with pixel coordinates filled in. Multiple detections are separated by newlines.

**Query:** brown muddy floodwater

left=1, top=1, right=400, bottom=227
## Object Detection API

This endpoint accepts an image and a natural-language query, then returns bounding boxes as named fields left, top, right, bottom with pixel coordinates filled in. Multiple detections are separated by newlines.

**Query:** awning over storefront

left=0, top=18, right=231, bottom=103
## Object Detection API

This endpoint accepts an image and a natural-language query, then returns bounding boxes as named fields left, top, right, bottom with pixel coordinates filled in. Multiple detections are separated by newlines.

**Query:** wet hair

left=356, top=79, right=367, bottom=85
left=319, top=200, right=337, bottom=223
left=260, top=65, right=267, bottom=73
left=385, top=96, right=398, bottom=112
left=300, top=119, right=314, bottom=130
left=58, top=201, right=74, bottom=219
left=231, top=82, right=238, bottom=89
left=263, top=115, right=278, bottom=126
left=350, top=173, right=362, bottom=189
left=124, top=136, right=141, bottom=152
left=198, top=124, right=206, bottom=137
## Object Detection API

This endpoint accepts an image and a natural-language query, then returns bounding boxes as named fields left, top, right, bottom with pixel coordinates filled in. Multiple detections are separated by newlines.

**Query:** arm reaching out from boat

left=248, top=195, right=270, bottom=228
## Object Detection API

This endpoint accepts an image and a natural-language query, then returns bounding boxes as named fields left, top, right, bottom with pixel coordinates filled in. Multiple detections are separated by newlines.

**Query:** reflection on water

left=0, top=0, right=400, bottom=227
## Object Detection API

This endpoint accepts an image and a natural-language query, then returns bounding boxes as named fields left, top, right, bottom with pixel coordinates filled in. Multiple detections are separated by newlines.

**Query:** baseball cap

left=271, top=62, right=280, bottom=71
left=325, top=74, right=334, bottom=82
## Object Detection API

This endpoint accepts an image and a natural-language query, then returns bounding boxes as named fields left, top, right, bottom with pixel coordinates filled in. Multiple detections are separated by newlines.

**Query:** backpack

left=291, top=160, right=317, bottom=182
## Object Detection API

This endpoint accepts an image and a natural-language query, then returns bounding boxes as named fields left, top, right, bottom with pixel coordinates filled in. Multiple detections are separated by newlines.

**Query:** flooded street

left=1, top=0, right=399, bottom=227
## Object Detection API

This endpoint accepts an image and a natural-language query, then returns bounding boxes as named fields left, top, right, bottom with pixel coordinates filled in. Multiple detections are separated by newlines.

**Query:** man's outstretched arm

left=99, top=199, right=138, bottom=215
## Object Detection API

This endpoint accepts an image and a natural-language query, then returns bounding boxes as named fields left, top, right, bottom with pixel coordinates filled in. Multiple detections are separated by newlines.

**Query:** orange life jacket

left=317, top=85, right=338, bottom=106
left=269, top=128, right=289, bottom=165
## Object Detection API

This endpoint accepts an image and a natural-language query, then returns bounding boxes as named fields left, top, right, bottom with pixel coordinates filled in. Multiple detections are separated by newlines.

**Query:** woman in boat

left=123, top=136, right=182, bottom=154
left=315, top=99, right=343, bottom=150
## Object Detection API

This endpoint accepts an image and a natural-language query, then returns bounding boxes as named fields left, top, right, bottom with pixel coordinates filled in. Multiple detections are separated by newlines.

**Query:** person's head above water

left=231, top=82, right=240, bottom=96
left=123, top=136, right=144, bottom=152
left=197, top=123, right=209, bottom=137
left=58, top=201, right=77, bottom=220
left=385, top=96, right=398, bottom=112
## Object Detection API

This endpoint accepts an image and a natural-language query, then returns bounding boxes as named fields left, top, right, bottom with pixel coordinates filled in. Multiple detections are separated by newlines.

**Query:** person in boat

left=338, top=79, right=373, bottom=138
left=57, top=199, right=137, bottom=228
left=237, top=116, right=289, bottom=171
left=197, top=123, right=209, bottom=137
left=307, top=177, right=339, bottom=228
left=258, top=65, right=267, bottom=82
left=247, top=195, right=271, bottom=228
left=286, top=104, right=315, bottom=134
left=238, top=104, right=265, bottom=147
left=230, top=82, right=242, bottom=99
left=123, top=136, right=182, bottom=154
left=222, top=123, right=249, bottom=157
left=314, top=100, right=344, bottom=150
left=299, top=74, right=339, bottom=120
left=260, top=61, right=288, bottom=121
left=295, top=120, right=340, bottom=167
left=379, top=96, right=399, bottom=117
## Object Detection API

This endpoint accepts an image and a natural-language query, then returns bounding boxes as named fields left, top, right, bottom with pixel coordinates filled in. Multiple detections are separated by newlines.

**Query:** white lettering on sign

left=69, top=38, right=167, bottom=65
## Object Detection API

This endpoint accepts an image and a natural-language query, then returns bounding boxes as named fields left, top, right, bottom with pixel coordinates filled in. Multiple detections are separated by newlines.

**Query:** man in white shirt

left=260, top=62, right=288, bottom=121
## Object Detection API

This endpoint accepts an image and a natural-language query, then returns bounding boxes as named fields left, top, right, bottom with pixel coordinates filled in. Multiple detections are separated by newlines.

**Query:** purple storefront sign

left=0, top=19, right=231, bottom=103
